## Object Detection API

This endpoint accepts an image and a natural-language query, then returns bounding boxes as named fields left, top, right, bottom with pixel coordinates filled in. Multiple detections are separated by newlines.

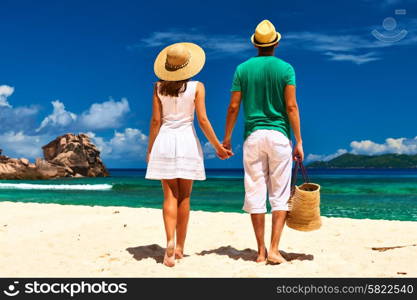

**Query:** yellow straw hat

left=154, top=42, right=206, bottom=81
left=251, top=20, right=281, bottom=47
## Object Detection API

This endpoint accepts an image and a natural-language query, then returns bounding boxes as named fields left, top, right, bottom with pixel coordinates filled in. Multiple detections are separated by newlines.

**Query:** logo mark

left=372, top=9, right=408, bottom=43
left=3, top=281, right=20, bottom=297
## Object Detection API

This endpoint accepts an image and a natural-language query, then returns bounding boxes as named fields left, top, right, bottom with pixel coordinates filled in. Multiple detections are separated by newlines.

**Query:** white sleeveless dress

left=146, top=81, right=206, bottom=180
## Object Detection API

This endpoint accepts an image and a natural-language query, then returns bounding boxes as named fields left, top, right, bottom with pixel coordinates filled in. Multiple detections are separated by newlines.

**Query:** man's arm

left=284, top=85, right=304, bottom=161
left=223, top=91, right=242, bottom=150
left=195, top=82, right=233, bottom=160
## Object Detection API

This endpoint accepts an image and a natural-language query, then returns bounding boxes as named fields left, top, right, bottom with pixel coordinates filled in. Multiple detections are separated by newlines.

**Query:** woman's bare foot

left=175, top=248, right=184, bottom=259
left=256, top=246, right=267, bottom=263
left=163, top=241, right=175, bottom=267
left=267, top=251, right=287, bottom=264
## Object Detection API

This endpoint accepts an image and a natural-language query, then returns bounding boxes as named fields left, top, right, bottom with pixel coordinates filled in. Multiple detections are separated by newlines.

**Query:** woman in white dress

left=146, top=43, right=233, bottom=267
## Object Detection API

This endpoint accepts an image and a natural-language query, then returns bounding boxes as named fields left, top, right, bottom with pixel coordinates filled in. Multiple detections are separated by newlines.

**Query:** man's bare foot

left=175, top=248, right=184, bottom=259
left=256, top=247, right=267, bottom=263
left=267, top=251, right=288, bottom=264
left=163, top=241, right=175, bottom=267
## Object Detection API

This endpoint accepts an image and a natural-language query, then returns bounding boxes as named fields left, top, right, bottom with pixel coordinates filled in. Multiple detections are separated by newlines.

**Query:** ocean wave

left=0, top=183, right=113, bottom=191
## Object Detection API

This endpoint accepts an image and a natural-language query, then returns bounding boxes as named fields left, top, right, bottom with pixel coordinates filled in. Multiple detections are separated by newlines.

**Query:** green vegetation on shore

left=308, top=153, right=417, bottom=169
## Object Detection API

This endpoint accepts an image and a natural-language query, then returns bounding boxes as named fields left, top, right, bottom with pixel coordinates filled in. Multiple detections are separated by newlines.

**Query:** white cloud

left=284, top=31, right=388, bottom=64
left=324, top=52, right=381, bottom=64
left=283, top=18, right=417, bottom=64
left=87, top=128, right=148, bottom=160
left=0, top=85, right=14, bottom=107
left=36, top=100, right=77, bottom=132
left=203, top=141, right=216, bottom=159
left=285, top=25, right=417, bottom=53
left=350, top=137, right=417, bottom=155
left=285, top=32, right=371, bottom=52
left=306, top=149, right=348, bottom=162
left=133, top=19, right=417, bottom=64
left=0, top=85, right=41, bottom=133
left=0, top=102, right=39, bottom=133
left=0, top=128, right=148, bottom=163
left=0, top=85, right=136, bottom=163
left=2, top=86, right=130, bottom=134
left=79, top=98, right=130, bottom=130
left=133, top=13, right=417, bottom=64
left=132, top=30, right=251, bottom=57
left=0, top=131, right=48, bottom=158
left=307, top=136, right=417, bottom=162
left=36, top=98, right=130, bottom=133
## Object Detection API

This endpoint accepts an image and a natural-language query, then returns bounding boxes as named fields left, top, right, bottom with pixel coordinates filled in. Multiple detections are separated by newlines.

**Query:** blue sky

left=1, top=0, right=417, bottom=168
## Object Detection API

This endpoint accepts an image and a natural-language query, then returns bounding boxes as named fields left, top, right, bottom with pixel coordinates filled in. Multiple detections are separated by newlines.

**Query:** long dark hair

left=158, top=80, right=188, bottom=97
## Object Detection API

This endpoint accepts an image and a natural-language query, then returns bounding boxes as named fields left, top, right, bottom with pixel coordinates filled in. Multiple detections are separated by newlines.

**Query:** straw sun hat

left=154, top=42, right=206, bottom=81
left=251, top=19, right=282, bottom=47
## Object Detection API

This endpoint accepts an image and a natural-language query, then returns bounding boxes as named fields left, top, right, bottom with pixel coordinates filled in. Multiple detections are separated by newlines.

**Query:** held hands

left=222, top=139, right=231, bottom=152
left=293, top=142, right=304, bottom=162
left=215, top=143, right=234, bottom=160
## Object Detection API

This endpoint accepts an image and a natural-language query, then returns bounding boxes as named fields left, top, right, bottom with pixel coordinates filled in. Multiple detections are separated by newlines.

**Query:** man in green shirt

left=223, top=20, right=304, bottom=264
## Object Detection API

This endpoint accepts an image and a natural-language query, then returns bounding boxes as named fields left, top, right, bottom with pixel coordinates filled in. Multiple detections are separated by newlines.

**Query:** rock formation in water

left=0, top=133, right=109, bottom=179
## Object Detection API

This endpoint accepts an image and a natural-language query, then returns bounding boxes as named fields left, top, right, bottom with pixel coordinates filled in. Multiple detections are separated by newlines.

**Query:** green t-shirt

left=231, top=56, right=296, bottom=140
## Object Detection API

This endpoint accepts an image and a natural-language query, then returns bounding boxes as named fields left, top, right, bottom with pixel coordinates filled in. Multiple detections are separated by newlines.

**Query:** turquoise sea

left=1, top=169, right=417, bottom=221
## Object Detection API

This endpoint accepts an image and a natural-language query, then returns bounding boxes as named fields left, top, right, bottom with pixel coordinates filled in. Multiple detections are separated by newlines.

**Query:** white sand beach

left=0, top=201, right=416, bottom=277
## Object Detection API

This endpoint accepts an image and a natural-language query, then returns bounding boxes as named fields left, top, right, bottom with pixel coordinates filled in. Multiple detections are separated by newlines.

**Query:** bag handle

left=291, top=158, right=310, bottom=187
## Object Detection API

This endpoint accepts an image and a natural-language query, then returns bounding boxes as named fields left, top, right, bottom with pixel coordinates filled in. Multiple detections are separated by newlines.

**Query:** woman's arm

left=195, top=82, right=233, bottom=160
left=146, top=84, right=163, bottom=162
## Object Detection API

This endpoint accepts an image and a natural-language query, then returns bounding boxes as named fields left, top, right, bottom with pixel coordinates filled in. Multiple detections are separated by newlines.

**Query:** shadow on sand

left=280, top=250, right=314, bottom=262
left=126, top=244, right=314, bottom=264
left=196, top=245, right=314, bottom=262
left=126, top=244, right=165, bottom=264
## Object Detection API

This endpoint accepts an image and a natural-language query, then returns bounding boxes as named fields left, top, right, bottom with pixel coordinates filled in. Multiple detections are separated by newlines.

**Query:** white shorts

left=243, top=130, right=292, bottom=214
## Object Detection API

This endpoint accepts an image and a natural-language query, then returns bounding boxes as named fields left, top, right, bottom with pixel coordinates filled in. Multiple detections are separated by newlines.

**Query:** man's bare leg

left=251, top=213, right=267, bottom=263
left=268, top=210, right=288, bottom=264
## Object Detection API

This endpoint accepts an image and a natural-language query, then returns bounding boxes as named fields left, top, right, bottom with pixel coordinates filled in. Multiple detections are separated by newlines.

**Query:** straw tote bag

left=286, top=160, right=321, bottom=231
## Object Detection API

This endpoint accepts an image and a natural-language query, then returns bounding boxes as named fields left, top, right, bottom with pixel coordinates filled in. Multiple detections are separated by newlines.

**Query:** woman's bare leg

left=161, top=179, right=180, bottom=267
left=175, top=179, right=193, bottom=259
